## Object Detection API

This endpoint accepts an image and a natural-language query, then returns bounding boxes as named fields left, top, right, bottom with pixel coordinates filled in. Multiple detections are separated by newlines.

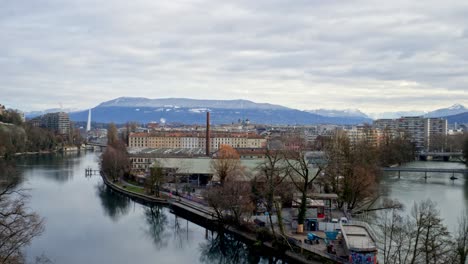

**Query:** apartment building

left=129, top=131, right=266, bottom=152
left=372, top=116, right=448, bottom=151
left=426, top=118, right=448, bottom=150
left=344, top=126, right=383, bottom=147
left=30, top=112, right=71, bottom=134
left=396, top=117, right=428, bottom=151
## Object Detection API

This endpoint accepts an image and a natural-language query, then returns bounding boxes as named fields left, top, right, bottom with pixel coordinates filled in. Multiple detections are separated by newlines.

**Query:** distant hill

left=68, top=97, right=372, bottom=125
left=368, top=111, right=427, bottom=119
left=425, top=104, right=467, bottom=118
left=306, top=108, right=370, bottom=118
left=445, top=111, right=468, bottom=124
left=98, top=97, right=288, bottom=110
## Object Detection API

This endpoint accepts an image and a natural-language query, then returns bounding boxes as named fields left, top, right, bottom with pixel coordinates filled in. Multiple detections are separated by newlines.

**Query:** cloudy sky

left=1, top=0, right=468, bottom=113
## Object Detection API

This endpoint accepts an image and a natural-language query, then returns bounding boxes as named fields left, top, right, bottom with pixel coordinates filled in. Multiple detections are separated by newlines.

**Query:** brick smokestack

left=206, top=112, right=210, bottom=156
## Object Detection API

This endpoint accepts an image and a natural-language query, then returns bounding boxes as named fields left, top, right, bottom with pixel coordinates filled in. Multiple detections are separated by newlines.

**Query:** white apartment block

left=372, top=116, right=448, bottom=151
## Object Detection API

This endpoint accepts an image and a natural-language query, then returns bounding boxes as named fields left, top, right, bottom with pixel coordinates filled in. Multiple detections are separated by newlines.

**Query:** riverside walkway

left=97, top=173, right=343, bottom=263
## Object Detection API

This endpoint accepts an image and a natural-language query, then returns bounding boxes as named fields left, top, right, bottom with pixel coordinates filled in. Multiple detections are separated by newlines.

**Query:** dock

left=85, top=168, right=100, bottom=176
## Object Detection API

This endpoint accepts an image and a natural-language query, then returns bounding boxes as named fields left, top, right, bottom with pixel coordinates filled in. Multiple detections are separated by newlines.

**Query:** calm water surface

left=17, top=152, right=283, bottom=264
left=16, top=153, right=467, bottom=262
left=380, top=161, right=468, bottom=230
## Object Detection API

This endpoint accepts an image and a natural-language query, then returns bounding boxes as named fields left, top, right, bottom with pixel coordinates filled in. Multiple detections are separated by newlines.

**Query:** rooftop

left=341, top=224, right=377, bottom=253
left=129, top=147, right=206, bottom=157
left=129, top=131, right=264, bottom=139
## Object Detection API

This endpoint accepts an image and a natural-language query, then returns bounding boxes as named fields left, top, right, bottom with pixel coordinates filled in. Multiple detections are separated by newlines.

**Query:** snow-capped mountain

left=68, top=97, right=371, bottom=125
left=425, top=104, right=467, bottom=118
left=306, top=109, right=370, bottom=118
left=368, top=111, right=427, bottom=119
left=98, top=97, right=288, bottom=110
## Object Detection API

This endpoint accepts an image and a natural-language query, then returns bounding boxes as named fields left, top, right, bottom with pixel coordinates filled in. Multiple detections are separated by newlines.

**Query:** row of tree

left=427, top=133, right=468, bottom=153
left=203, top=130, right=419, bottom=240
left=0, top=109, right=83, bottom=158
left=203, top=136, right=467, bottom=263
left=100, top=123, right=131, bottom=183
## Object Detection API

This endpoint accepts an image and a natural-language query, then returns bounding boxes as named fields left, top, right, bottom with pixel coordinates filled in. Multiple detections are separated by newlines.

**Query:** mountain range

left=424, top=104, right=467, bottom=118
left=67, top=97, right=372, bottom=125
left=306, top=109, right=370, bottom=118
left=25, top=98, right=468, bottom=125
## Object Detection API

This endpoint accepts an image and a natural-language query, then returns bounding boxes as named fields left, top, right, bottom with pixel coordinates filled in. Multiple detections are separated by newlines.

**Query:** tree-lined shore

left=0, top=109, right=83, bottom=158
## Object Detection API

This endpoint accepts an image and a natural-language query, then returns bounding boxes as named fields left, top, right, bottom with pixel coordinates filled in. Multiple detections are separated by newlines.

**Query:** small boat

left=450, top=176, right=458, bottom=180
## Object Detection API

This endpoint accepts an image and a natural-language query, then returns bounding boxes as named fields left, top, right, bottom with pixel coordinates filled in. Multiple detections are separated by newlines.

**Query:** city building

left=425, top=118, right=448, bottom=151
left=344, top=126, right=383, bottom=147
left=29, top=112, right=71, bottom=134
left=373, top=116, right=448, bottom=151
left=129, top=131, right=266, bottom=152
left=373, top=119, right=397, bottom=131
left=396, top=116, right=428, bottom=151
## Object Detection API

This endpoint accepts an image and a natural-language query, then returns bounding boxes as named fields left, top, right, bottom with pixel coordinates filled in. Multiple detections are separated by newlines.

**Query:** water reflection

left=144, top=205, right=169, bottom=249
left=0, top=159, right=22, bottom=187
left=199, top=232, right=252, bottom=264
left=96, top=182, right=130, bottom=221
left=19, top=152, right=293, bottom=264
left=16, top=153, right=83, bottom=183
left=171, top=214, right=190, bottom=249
left=199, top=232, right=284, bottom=264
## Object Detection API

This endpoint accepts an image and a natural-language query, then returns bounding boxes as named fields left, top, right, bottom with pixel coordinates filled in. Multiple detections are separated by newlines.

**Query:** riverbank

left=2, top=146, right=82, bottom=159
left=101, top=174, right=343, bottom=264
left=102, top=175, right=169, bottom=205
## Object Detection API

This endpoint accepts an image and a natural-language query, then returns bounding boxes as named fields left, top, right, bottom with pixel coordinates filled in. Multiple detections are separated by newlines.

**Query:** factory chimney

left=206, top=112, right=210, bottom=156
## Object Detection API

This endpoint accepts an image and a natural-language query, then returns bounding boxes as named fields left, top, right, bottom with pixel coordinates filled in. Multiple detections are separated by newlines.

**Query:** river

left=16, top=152, right=284, bottom=264
left=380, top=161, right=468, bottom=231
left=14, top=152, right=468, bottom=263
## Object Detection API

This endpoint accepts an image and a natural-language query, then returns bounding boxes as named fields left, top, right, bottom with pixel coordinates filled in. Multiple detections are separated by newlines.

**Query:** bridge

left=418, top=152, right=464, bottom=161
left=85, top=141, right=107, bottom=151
left=382, top=167, right=468, bottom=179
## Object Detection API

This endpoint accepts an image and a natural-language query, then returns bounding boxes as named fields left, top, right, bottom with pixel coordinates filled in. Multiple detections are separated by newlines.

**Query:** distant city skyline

left=2, top=1, right=468, bottom=113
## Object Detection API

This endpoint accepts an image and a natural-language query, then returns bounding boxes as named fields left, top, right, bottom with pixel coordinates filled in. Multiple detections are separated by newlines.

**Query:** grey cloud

left=0, top=0, right=467, bottom=113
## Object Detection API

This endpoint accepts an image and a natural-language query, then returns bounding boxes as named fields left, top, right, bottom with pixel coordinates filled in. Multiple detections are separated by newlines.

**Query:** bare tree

left=0, top=161, right=44, bottom=264
left=161, top=158, right=190, bottom=196
left=408, top=200, right=452, bottom=264
left=428, top=134, right=447, bottom=152
left=378, top=129, right=414, bottom=167
left=210, top=145, right=241, bottom=186
left=376, top=199, right=405, bottom=264
left=254, top=149, right=289, bottom=237
left=282, top=136, right=324, bottom=232
left=146, top=163, right=165, bottom=197
left=204, top=180, right=254, bottom=227
left=107, top=122, right=119, bottom=146
left=100, top=143, right=130, bottom=182
left=453, top=210, right=468, bottom=264
left=324, top=131, right=378, bottom=211
left=376, top=199, right=455, bottom=264
left=463, top=135, right=468, bottom=166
